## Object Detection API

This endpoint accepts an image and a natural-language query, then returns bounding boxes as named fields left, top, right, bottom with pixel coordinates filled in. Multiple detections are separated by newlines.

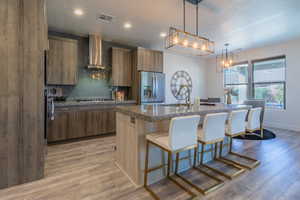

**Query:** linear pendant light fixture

left=165, top=0, right=215, bottom=56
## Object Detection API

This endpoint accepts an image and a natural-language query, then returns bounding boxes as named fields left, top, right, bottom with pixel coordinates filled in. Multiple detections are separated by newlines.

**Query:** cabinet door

left=137, top=48, right=145, bottom=71
left=112, top=48, right=132, bottom=86
left=47, top=112, right=68, bottom=142
left=86, top=110, right=116, bottom=136
left=67, top=111, right=86, bottom=139
left=62, top=40, right=78, bottom=85
left=86, top=111, right=101, bottom=136
left=137, top=47, right=152, bottom=71
left=154, top=51, right=163, bottom=72
left=98, top=110, right=116, bottom=134
left=106, top=110, right=116, bottom=133
left=47, top=39, right=62, bottom=84
left=47, top=37, right=78, bottom=85
left=136, top=48, right=163, bottom=72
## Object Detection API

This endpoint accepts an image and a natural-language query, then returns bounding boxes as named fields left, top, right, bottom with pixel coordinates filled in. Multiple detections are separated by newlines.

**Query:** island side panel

left=115, top=112, right=170, bottom=186
left=116, top=112, right=139, bottom=185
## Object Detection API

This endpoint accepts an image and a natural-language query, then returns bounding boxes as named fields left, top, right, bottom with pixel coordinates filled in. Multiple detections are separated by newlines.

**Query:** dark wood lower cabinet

left=48, top=109, right=116, bottom=143
left=48, top=112, right=68, bottom=142
left=68, top=111, right=87, bottom=139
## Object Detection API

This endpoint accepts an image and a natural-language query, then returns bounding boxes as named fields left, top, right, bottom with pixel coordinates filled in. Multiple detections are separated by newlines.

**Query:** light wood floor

left=0, top=128, right=300, bottom=200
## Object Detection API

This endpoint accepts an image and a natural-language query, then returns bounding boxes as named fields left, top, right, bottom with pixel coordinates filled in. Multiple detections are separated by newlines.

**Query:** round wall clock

left=170, top=70, right=193, bottom=100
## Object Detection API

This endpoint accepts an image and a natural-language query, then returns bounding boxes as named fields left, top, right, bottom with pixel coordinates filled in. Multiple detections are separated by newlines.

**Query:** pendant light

left=165, top=0, right=214, bottom=56
left=218, top=43, right=235, bottom=68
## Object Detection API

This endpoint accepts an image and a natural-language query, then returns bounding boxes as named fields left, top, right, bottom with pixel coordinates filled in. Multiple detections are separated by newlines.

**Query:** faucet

left=177, top=85, right=192, bottom=107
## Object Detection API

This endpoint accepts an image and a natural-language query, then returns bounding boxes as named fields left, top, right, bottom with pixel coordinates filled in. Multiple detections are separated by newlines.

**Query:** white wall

left=163, top=52, right=208, bottom=104
left=206, top=38, right=300, bottom=131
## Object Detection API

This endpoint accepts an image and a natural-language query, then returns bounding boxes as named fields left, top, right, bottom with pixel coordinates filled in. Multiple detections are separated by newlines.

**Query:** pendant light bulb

left=183, top=39, right=189, bottom=47
left=173, top=37, right=179, bottom=44
left=193, top=42, right=198, bottom=49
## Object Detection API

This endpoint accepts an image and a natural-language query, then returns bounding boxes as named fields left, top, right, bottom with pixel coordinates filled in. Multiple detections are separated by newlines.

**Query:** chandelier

left=217, top=43, right=235, bottom=68
left=165, top=0, right=214, bottom=56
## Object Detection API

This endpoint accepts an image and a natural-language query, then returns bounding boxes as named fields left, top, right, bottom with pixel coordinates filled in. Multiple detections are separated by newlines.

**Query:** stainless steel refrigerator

left=140, top=72, right=165, bottom=103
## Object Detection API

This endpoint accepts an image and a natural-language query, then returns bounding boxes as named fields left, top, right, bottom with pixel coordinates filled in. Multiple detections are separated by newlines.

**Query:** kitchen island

left=115, top=104, right=251, bottom=186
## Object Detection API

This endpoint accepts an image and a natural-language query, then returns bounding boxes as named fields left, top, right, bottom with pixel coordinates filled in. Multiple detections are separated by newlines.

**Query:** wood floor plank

left=0, top=128, right=299, bottom=200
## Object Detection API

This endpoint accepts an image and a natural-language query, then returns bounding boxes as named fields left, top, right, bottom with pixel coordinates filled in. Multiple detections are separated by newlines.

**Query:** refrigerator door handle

left=152, top=74, right=155, bottom=98
left=156, top=74, right=158, bottom=98
left=153, top=74, right=156, bottom=98
left=50, top=98, right=55, bottom=121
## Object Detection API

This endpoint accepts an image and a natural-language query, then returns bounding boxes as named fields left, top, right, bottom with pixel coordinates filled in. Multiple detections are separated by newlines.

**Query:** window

left=224, top=63, right=249, bottom=104
left=252, top=56, right=286, bottom=109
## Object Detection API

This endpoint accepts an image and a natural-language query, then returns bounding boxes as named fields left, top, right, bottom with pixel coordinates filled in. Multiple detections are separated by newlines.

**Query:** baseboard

left=264, top=121, right=300, bottom=132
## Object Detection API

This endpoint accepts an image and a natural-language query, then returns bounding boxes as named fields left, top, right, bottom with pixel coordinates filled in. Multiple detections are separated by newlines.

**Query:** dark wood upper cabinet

left=112, top=47, right=132, bottom=86
left=136, top=47, right=163, bottom=72
left=46, top=36, right=78, bottom=85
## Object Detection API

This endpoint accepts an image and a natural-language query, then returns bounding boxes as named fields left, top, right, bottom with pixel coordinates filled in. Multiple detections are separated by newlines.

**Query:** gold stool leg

left=144, top=141, right=160, bottom=200
left=174, top=147, right=224, bottom=195
left=167, top=151, right=196, bottom=198
left=193, top=146, right=198, bottom=167
left=219, top=137, right=260, bottom=170
left=200, top=143, right=205, bottom=165
left=199, top=141, right=246, bottom=180
left=143, top=141, right=196, bottom=199
left=167, top=151, right=171, bottom=177
left=260, top=127, right=264, bottom=138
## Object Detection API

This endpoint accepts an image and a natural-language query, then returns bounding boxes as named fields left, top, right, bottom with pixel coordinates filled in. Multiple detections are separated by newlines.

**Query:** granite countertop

left=54, top=100, right=136, bottom=108
left=115, top=104, right=252, bottom=122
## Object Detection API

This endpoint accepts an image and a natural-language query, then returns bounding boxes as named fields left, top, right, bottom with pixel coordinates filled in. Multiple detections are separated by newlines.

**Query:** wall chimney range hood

left=87, top=34, right=106, bottom=69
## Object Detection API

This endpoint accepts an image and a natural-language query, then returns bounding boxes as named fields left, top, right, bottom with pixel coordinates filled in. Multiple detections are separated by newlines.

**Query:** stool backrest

left=202, top=113, right=228, bottom=141
left=244, top=99, right=265, bottom=125
left=247, top=107, right=262, bottom=130
left=169, top=115, right=200, bottom=151
left=228, top=110, right=248, bottom=135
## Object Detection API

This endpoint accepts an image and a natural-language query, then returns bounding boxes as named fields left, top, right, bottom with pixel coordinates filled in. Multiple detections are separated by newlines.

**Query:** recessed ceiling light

left=74, top=9, right=84, bottom=16
left=124, top=22, right=132, bottom=29
left=160, top=32, right=167, bottom=38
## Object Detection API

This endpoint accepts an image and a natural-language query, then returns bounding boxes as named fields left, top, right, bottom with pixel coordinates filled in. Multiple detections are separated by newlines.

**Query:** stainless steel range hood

left=87, top=34, right=106, bottom=69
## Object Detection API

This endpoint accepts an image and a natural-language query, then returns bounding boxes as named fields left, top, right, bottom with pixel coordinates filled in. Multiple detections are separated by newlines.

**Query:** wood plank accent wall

left=0, top=0, right=47, bottom=189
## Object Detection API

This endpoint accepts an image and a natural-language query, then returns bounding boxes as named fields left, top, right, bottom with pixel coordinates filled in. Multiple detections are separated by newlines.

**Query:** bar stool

left=219, top=109, right=260, bottom=170
left=144, top=115, right=200, bottom=199
left=244, top=100, right=265, bottom=138
left=246, top=107, right=264, bottom=138
left=196, top=113, right=246, bottom=180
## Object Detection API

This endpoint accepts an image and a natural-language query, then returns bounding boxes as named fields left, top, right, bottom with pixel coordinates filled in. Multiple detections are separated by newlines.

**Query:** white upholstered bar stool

left=196, top=113, right=246, bottom=180
left=219, top=109, right=260, bottom=170
left=246, top=107, right=263, bottom=138
left=144, top=115, right=200, bottom=200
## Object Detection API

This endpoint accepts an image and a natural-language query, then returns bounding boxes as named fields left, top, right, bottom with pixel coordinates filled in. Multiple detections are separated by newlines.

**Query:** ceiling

left=47, top=0, right=300, bottom=54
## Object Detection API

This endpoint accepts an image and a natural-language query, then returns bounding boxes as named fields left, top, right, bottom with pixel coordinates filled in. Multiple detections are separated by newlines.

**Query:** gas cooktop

left=75, top=98, right=114, bottom=102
